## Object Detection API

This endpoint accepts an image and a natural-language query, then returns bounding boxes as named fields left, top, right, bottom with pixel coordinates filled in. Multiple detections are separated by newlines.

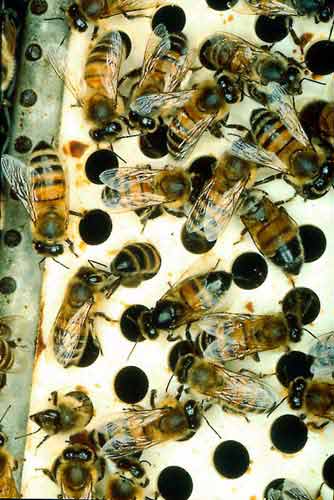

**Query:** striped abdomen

left=200, top=34, right=238, bottom=71
left=176, top=271, right=232, bottom=311
left=250, top=108, right=304, bottom=166
left=0, top=339, right=15, bottom=372
left=111, top=242, right=161, bottom=286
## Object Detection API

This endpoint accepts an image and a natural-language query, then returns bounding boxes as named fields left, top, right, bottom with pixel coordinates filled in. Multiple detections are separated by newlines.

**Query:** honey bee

left=41, top=444, right=105, bottom=499
left=69, top=395, right=201, bottom=459
left=52, top=266, right=120, bottom=368
left=192, top=308, right=303, bottom=364
left=308, top=332, right=334, bottom=378
left=128, top=24, right=193, bottom=133
left=239, top=190, right=304, bottom=275
left=317, top=102, right=334, bottom=147
left=166, top=81, right=230, bottom=160
left=137, top=266, right=233, bottom=340
left=29, top=390, right=94, bottom=447
left=67, top=0, right=165, bottom=31
left=1, top=12, right=16, bottom=95
left=288, top=377, right=334, bottom=421
left=48, top=30, right=128, bottom=143
left=200, top=32, right=303, bottom=96
left=0, top=406, right=19, bottom=498
left=185, top=152, right=257, bottom=243
left=265, top=478, right=313, bottom=500
left=109, top=242, right=161, bottom=287
left=104, top=457, right=149, bottom=500
left=99, top=164, right=192, bottom=220
left=1, top=142, right=70, bottom=258
left=175, top=354, right=277, bottom=415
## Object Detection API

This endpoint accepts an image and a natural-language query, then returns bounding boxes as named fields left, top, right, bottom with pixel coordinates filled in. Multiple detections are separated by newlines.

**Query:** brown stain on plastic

left=245, top=301, right=254, bottom=313
left=63, top=140, right=89, bottom=158
left=35, top=300, right=46, bottom=360
left=300, top=32, right=313, bottom=48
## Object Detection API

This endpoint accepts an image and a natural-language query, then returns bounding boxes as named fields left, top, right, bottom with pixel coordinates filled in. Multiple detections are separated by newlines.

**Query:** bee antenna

left=15, top=427, right=42, bottom=440
left=165, top=374, right=174, bottom=393
left=44, top=17, right=65, bottom=21
left=52, top=257, right=70, bottom=269
left=118, top=133, right=145, bottom=140
left=140, top=459, right=152, bottom=467
left=266, top=396, right=288, bottom=418
left=302, top=327, right=318, bottom=339
left=300, top=77, right=327, bottom=86
left=202, top=414, right=221, bottom=439
left=110, top=149, right=127, bottom=164
left=126, top=340, right=138, bottom=361
left=0, top=405, right=11, bottom=424
left=329, top=18, right=334, bottom=40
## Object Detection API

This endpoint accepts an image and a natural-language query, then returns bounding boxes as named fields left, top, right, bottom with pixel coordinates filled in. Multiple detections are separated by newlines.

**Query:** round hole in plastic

left=79, top=209, right=112, bottom=245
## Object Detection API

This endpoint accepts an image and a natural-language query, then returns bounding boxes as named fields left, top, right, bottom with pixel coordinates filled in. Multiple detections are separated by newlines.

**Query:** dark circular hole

left=0, top=277, right=17, bottom=295
left=20, top=89, right=37, bottom=107
left=206, top=0, right=238, bottom=10
left=187, top=155, right=216, bottom=204
left=4, top=230, right=22, bottom=247
left=14, top=136, right=32, bottom=153
left=168, top=340, right=194, bottom=371
left=299, top=100, right=327, bottom=138
left=270, top=414, right=308, bottom=454
left=77, top=333, right=100, bottom=367
left=139, top=125, right=168, bottom=159
left=213, top=440, right=250, bottom=478
left=255, top=16, right=290, bottom=43
left=120, top=305, right=147, bottom=342
left=25, top=43, right=42, bottom=61
left=276, top=351, right=314, bottom=387
left=114, top=366, right=149, bottom=404
left=282, top=287, right=320, bottom=325
left=119, top=31, right=132, bottom=58
left=30, top=0, right=48, bottom=14
left=305, top=41, right=334, bottom=75
left=232, top=252, right=268, bottom=289
left=85, top=149, right=119, bottom=185
left=323, top=455, right=334, bottom=489
left=181, top=225, right=216, bottom=254
left=79, top=209, right=112, bottom=245
left=157, top=466, right=193, bottom=500
left=300, top=225, right=326, bottom=263
left=152, top=5, right=186, bottom=33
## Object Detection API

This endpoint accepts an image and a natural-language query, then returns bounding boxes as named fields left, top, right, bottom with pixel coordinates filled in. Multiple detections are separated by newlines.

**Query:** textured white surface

left=20, top=1, right=334, bottom=498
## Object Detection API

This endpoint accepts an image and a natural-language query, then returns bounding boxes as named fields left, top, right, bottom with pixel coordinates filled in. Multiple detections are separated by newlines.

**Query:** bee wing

left=103, top=31, right=124, bottom=102
left=174, top=114, right=217, bottom=161
left=229, top=138, right=289, bottom=173
left=53, top=299, right=93, bottom=368
left=267, top=83, right=310, bottom=147
left=1, top=154, right=37, bottom=222
left=140, top=23, right=171, bottom=84
left=309, top=331, right=334, bottom=377
left=131, top=90, right=195, bottom=116
left=186, top=176, right=247, bottom=242
left=280, top=480, right=313, bottom=500
left=99, top=165, right=168, bottom=211
left=232, top=0, right=298, bottom=15
left=210, top=364, right=277, bottom=413
left=105, top=0, right=165, bottom=15
left=47, top=47, right=84, bottom=105
left=99, top=407, right=171, bottom=459
left=164, top=49, right=195, bottom=93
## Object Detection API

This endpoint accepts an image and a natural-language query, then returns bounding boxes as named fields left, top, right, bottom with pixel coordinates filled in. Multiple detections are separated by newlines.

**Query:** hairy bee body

left=0, top=446, right=19, bottom=498
left=53, top=267, right=119, bottom=368
left=76, top=0, right=163, bottom=21
left=44, top=444, right=105, bottom=499
left=175, top=354, right=277, bottom=415
left=105, top=457, right=149, bottom=500
left=1, top=16, right=16, bottom=94
left=110, top=242, right=161, bottom=287
left=240, top=191, right=304, bottom=275
left=289, top=377, right=334, bottom=420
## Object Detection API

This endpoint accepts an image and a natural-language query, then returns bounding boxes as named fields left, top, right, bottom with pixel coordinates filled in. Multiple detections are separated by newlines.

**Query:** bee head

left=115, top=457, right=148, bottom=484
left=288, top=377, right=307, bottom=409
left=301, top=160, right=334, bottom=199
left=284, top=65, right=303, bottom=94
left=80, top=0, right=104, bottom=19
left=63, top=444, right=94, bottom=463
left=175, top=354, right=195, bottom=383
left=30, top=409, right=61, bottom=433
left=151, top=300, right=184, bottom=330
left=183, top=399, right=201, bottom=430
left=291, top=149, right=320, bottom=179
left=34, top=241, right=64, bottom=256
left=285, top=313, right=303, bottom=342
left=215, top=72, right=242, bottom=104
left=137, top=309, right=158, bottom=340
left=128, top=110, right=157, bottom=132
left=318, top=5, right=333, bottom=21
left=68, top=4, right=88, bottom=32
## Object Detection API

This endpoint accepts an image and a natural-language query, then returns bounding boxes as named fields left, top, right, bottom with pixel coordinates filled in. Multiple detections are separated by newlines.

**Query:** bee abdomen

left=271, top=234, right=304, bottom=275
left=111, top=242, right=161, bottom=286
left=0, top=339, right=14, bottom=371
left=168, top=32, right=188, bottom=57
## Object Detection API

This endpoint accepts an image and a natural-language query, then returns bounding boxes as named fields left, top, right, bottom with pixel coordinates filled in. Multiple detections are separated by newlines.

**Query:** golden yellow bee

left=185, top=152, right=257, bottom=242
left=175, top=354, right=277, bottom=415
left=105, top=457, right=149, bottom=500
left=0, top=407, right=19, bottom=499
left=1, top=14, right=16, bottom=94
left=41, top=444, right=105, bottom=499
left=52, top=266, right=120, bottom=368
left=1, top=142, right=70, bottom=258
left=239, top=190, right=304, bottom=275
left=288, top=377, right=334, bottom=421
left=30, top=390, right=94, bottom=447
left=128, top=24, right=193, bottom=133
left=69, top=395, right=201, bottom=459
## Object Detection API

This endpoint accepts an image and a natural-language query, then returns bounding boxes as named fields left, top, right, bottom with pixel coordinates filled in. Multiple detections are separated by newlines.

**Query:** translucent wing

left=47, top=47, right=83, bottom=105
left=309, top=332, right=334, bottom=378
left=131, top=90, right=194, bottom=116
left=103, top=0, right=166, bottom=16
left=172, top=114, right=217, bottom=161
left=1, top=154, right=37, bottom=222
left=98, top=407, right=171, bottom=459
left=99, top=165, right=168, bottom=211
left=210, top=364, right=277, bottom=413
left=232, top=0, right=298, bottom=15
left=229, top=137, right=289, bottom=173
left=164, top=49, right=195, bottom=93
left=103, top=31, right=124, bottom=102
left=186, top=176, right=248, bottom=242
left=281, top=479, right=312, bottom=499
left=140, top=23, right=171, bottom=85
left=53, top=300, right=93, bottom=368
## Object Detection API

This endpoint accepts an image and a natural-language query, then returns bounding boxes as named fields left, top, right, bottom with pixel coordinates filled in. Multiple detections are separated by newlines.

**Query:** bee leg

left=50, top=390, right=58, bottom=406
left=118, top=67, right=142, bottom=87
left=176, top=385, right=184, bottom=400
left=244, top=415, right=250, bottom=423
left=121, top=10, right=151, bottom=20
left=36, top=468, right=54, bottom=481
left=91, top=25, right=99, bottom=40
left=274, top=193, right=297, bottom=206
left=150, top=389, right=157, bottom=408
left=307, top=420, right=329, bottom=430
left=69, top=210, right=83, bottom=218
left=185, top=325, right=193, bottom=343
left=254, top=173, right=284, bottom=187
left=93, top=311, right=117, bottom=324
left=252, top=352, right=261, bottom=362
left=36, top=433, right=51, bottom=449
left=65, top=238, right=79, bottom=258
left=167, top=332, right=181, bottom=342
left=88, top=259, right=108, bottom=269
left=233, top=227, right=248, bottom=245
